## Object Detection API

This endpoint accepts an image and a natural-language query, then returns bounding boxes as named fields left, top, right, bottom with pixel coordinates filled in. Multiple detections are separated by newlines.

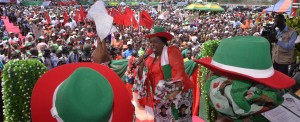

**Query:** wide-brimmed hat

left=145, top=27, right=173, bottom=41
left=31, top=63, right=134, bottom=122
left=194, top=36, right=295, bottom=89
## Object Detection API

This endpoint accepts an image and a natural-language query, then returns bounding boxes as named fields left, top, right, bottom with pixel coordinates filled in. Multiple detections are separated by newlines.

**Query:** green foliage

left=199, top=40, right=221, bottom=122
left=286, top=12, right=300, bottom=34
left=199, top=39, right=221, bottom=91
left=2, top=59, right=47, bottom=122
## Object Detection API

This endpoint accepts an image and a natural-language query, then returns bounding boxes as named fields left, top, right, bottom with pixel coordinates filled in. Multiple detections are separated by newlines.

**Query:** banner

left=21, top=1, right=43, bottom=6
left=108, top=2, right=119, bottom=6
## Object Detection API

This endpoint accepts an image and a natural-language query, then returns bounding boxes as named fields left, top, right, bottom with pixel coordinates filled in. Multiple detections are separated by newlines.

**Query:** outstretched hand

left=92, top=37, right=111, bottom=64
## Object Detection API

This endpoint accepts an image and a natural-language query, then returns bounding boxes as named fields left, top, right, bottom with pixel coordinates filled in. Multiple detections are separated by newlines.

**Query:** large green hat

left=145, top=27, right=173, bottom=41
left=31, top=63, right=134, bottom=122
left=195, top=36, right=295, bottom=89
left=51, top=68, right=113, bottom=121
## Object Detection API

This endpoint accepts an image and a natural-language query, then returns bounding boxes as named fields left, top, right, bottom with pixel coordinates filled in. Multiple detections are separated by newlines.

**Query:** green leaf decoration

left=286, top=15, right=300, bottom=34
left=2, top=59, right=47, bottom=122
left=198, top=40, right=221, bottom=122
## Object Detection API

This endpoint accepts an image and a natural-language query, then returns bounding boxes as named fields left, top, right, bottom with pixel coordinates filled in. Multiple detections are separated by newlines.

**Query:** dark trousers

left=273, top=62, right=289, bottom=76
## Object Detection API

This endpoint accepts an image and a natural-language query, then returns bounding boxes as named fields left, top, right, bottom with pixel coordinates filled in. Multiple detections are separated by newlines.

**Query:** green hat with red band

left=145, top=27, right=173, bottom=41
left=31, top=63, right=134, bottom=122
left=194, top=36, right=295, bottom=89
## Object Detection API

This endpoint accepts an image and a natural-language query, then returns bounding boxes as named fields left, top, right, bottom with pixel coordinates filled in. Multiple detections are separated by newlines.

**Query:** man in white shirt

left=64, top=18, right=77, bottom=30
left=51, top=17, right=58, bottom=26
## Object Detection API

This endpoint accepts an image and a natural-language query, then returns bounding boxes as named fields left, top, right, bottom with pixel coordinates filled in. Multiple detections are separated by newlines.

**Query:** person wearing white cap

left=8, top=32, right=15, bottom=43
left=85, top=37, right=91, bottom=44
left=123, top=40, right=135, bottom=59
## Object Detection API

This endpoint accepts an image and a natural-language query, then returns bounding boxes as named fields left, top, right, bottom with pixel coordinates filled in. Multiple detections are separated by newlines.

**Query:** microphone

left=136, top=49, right=153, bottom=65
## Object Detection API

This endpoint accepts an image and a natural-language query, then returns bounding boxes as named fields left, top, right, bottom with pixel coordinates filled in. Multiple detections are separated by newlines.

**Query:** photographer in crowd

left=272, top=14, right=298, bottom=75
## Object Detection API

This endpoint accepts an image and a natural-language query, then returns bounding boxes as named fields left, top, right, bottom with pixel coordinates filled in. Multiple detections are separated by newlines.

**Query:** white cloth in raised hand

left=87, top=1, right=117, bottom=41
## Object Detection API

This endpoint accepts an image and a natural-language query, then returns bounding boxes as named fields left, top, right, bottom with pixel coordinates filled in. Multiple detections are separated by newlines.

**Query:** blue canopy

left=264, top=0, right=292, bottom=14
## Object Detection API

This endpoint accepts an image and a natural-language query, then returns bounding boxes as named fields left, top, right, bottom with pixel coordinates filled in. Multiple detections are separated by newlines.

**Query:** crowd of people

left=0, top=1, right=299, bottom=121
left=0, top=3, right=277, bottom=72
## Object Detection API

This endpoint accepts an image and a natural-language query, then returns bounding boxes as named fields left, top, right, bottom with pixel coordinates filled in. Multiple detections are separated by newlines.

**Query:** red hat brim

left=194, top=57, right=295, bottom=89
left=145, top=32, right=173, bottom=41
left=31, top=63, right=134, bottom=122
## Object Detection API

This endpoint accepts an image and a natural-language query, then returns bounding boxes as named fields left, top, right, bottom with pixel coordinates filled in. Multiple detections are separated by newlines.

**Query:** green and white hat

left=144, top=27, right=173, bottom=41
left=195, top=36, right=295, bottom=89
left=50, top=68, right=113, bottom=121
left=31, top=63, right=134, bottom=122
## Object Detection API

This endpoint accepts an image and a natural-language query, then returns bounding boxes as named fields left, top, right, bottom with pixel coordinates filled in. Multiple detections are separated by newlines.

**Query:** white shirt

left=51, top=20, right=58, bottom=26
left=191, top=36, right=198, bottom=43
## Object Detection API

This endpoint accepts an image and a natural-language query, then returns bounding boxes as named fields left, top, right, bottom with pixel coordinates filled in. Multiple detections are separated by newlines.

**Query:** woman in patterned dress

left=133, top=27, right=193, bottom=122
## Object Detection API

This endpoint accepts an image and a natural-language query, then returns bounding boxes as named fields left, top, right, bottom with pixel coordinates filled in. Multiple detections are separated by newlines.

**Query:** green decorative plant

left=286, top=13, right=300, bottom=58
left=286, top=10, right=300, bottom=34
left=2, top=59, right=47, bottom=122
left=198, top=40, right=221, bottom=122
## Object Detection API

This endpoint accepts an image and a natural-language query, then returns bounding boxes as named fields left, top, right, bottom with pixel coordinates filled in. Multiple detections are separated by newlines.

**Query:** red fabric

left=128, top=56, right=137, bottom=72
left=75, top=10, right=80, bottom=23
left=118, top=6, right=122, bottom=13
left=123, top=7, right=134, bottom=27
left=142, top=46, right=193, bottom=106
left=125, top=84, right=133, bottom=100
left=63, top=11, right=69, bottom=25
left=111, top=8, right=123, bottom=25
left=80, top=5, right=86, bottom=22
left=139, top=10, right=154, bottom=30
left=124, top=7, right=134, bottom=17
left=144, top=32, right=173, bottom=41
left=1, top=16, right=24, bottom=40
left=107, top=8, right=111, bottom=15
left=31, top=63, right=134, bottom=122
left=44, top=11, right=51, bottom=24
left=132, top=16, right=138, bottom=30
left=123, top=14, right=132, bottom=27
left=190, top=66, right=200, bottom=116
left=292, top=0, right=298, bottom=16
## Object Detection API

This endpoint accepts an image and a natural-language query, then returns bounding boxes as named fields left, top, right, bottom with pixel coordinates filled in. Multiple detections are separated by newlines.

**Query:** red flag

left=132, top=16, right=138, bottom=30
left=44, top=11, right=51, bottom=24
left=107, top=8, right=111, bottom=15
left=124, top=7, right=134, bottom=17
left=80, top=5, right=86, bottom=22
left=123, top=7, right=134, bottom=27
left=75, top=10, right=80, bottom=23
left=139, top=10, right=154, bottom=30
left=63, top=11, right=69, bottom=25
left=111, top=8, right=123, bottom=25
left=123, top=14, right=131, bottom=27
left=118, top=6, right=122, bottom=13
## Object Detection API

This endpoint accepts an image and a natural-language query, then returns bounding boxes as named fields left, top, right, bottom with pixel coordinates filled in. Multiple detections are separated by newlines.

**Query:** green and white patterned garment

left=204, top=75, right=284, bottom=121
